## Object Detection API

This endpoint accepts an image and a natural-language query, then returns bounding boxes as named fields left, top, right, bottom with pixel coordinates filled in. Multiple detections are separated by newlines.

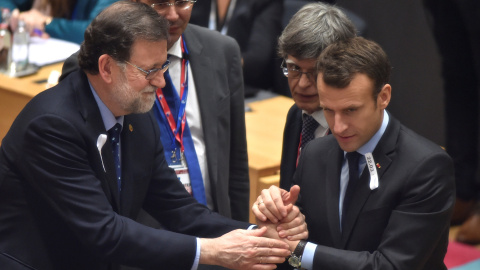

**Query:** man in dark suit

left=62, top=0, right=250, bottom=223
left=278, top=3, right=357, bottom=190
left=0, top=2, right=296, bottom=269
left=253, top=37, right=455, bottom=269
left=189, top=0, right=283, bottom=96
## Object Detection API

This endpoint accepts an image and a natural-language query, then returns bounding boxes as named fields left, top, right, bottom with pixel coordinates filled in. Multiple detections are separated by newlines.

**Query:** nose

left=297, top=73, right=313, bottom=88
left=333, top=113, right=348, bottom=135
left=149, top=72, right=167, bottom=89
left=162, top=5, right=179, bottom=21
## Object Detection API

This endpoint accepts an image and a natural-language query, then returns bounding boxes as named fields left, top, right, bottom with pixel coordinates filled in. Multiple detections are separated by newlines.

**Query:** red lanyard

left=155, top=37, right=188, bottom=151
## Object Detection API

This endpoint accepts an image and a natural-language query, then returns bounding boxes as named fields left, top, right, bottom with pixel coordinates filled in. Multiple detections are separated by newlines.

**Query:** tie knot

left=301, top=114, right=320, bottom=149
left=108, top=123, right=122, bottom=141
left=346, top=151, right=361, bottom=168
left=303, top=114, right=319, bottom=128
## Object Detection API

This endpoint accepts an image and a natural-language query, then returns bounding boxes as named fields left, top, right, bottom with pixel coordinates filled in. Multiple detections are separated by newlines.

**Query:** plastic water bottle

left=11, top=19, right=29, bottom=73
left=0, top=8, right=12, bottom=72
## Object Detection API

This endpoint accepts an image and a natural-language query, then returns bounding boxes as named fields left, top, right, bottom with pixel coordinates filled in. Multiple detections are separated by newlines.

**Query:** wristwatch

left=288, top=240, right=307, bottom=269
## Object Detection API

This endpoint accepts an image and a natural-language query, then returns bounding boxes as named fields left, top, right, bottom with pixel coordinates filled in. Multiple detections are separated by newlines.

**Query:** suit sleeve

left=226, top=35, right=250, bottom=222
left=307, top=151, right=455, bottom=269
left=19, top=114, right=216, bottom=269
left=142, top=112, right=250, bottom=236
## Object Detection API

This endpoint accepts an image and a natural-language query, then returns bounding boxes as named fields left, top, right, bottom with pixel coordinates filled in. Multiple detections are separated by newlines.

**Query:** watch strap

left=293, top=240, right=307, bottom=257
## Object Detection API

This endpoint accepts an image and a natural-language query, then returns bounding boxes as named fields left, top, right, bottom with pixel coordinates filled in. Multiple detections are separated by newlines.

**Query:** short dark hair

left=316, top=37, right=391, bottom=99
left=79, top=1, right=169, bottom=74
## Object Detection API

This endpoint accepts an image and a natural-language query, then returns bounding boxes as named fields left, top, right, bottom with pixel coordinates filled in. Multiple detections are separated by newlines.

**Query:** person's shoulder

left=185, top=24, right=238, bottom=47
left=395, top=121, right=450, bottom=163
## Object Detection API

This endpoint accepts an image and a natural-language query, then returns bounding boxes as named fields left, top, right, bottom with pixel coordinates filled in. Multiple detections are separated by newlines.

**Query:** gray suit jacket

left=60, top=24, right=250, bottom=222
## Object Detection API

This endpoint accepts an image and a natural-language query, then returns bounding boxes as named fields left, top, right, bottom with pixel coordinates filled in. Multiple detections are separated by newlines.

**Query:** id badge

left=169, top=147, right=182, bottom=165
left=170, top=163, right=192, bottom=194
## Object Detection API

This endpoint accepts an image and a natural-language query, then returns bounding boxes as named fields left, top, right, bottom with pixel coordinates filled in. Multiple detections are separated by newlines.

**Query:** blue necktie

left=108, top=123, right=122, bottom=194
left=342, top=151, right=361, bottom=228
left=156, top=65, right=207, bottom=205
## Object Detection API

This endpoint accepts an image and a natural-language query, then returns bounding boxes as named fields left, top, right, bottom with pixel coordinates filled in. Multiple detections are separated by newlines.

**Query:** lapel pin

left=129, top=124, right=133, bottom=132
left=376, top=163, right=381, bottom=169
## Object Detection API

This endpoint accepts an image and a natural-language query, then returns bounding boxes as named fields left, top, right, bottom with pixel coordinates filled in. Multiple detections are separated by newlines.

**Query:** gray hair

left=278, top=2, right=357, bottom=60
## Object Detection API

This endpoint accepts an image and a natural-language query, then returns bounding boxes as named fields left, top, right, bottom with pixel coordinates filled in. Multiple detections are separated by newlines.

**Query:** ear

left=98, top=54, right=115, bottom=84
left=377, top=84, right=391, bottom=110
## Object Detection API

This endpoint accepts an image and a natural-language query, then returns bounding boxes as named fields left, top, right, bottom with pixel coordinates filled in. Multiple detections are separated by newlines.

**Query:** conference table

left=0, top=63, right=293, bottom=223
left=0, top=62, right=64, bottom=142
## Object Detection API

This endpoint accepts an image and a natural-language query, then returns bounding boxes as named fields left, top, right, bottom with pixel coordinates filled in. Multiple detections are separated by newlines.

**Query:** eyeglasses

left=281, top=59, right=317, bottom=82
left=151, top=0, right=197, bottom=13
left=124, top=60, right=170, bottom=80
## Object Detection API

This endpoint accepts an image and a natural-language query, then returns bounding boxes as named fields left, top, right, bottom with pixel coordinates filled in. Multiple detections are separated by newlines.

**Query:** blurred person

left=0, top=2, right=306, bottom=269
left=253, top=37, right=455, bottom=270
left=423, top=0, right=480, bottom=245
left=62, top=0, right=250, bottom=224
left=278, top=2, right=357, bottom=190
left=190, top=0, right=283, bottom=96
left=3, top=0, right=116, bottom=44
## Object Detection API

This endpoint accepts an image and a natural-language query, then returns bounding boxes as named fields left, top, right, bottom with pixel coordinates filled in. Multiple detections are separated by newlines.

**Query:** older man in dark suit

left=0, top=2, right=300, bottom=269
left=254, top=37, right=455, bottom=270
left=278, top=3, right=357, bottom=191
left=62, top=0, right=250, bottom=223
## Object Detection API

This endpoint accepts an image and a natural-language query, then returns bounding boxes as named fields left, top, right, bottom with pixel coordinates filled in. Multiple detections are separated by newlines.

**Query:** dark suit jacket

left=190, top=0, right=284, bottom=95
left=285, top=114, right=455, bottom=269
left=0, top=69, right=249, bottom=270
left=60, top=24, right=250, bottom=223
left=279, top=104, right=302, bottom=190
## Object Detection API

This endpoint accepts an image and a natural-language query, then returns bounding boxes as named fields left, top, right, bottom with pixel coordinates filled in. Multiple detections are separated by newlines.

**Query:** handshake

left=199, top=185, right=306, bottom=269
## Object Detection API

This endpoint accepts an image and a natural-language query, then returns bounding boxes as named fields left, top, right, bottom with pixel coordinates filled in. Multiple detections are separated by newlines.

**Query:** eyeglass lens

left=151, top=1, right=195, bottom=12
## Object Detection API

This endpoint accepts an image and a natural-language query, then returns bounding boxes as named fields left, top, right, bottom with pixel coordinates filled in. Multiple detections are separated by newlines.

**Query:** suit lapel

left=340, top=112, right=398, bottom=247
left=183, top=26, right=219, bottom=194
left=73, top=71, right=121, bottom=211
left=325, top=146, right=344, bottom=248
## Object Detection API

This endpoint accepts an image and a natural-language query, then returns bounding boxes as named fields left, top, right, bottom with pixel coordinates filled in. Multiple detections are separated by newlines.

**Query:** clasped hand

left=200, top=185, right=307, bottom=269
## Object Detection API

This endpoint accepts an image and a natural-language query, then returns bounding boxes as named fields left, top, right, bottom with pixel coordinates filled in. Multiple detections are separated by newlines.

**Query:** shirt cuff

left=191, top=238, right=201, bottom=270
left=301, top=242, right=317, bottom=270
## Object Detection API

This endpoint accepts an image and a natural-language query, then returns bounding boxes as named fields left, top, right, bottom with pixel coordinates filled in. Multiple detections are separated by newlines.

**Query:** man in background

left=278, top=2, right=357, bottom=190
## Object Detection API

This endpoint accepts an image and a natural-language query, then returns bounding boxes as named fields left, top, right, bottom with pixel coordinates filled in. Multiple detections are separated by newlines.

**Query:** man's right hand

left=199, top=227, right=290, bottom=269
left=252, top=185, right=300, bottom=223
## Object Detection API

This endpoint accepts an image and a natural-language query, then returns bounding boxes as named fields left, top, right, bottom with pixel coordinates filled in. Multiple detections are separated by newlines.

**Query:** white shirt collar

left=168, top=37, right=183, bottom=59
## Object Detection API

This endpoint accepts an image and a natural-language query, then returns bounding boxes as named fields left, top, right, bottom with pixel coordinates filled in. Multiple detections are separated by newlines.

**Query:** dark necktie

left=300, top=114, right=319, bottom=149
left=342, top=151, right=362, bottom=228
left=108, top=123, right=122, bottom=194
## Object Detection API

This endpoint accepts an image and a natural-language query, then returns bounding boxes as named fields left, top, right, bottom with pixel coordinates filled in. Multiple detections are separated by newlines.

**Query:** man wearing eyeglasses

left=278, top=3, right=357, bottom=190
left=138, top=0, right=250, bottom=228
left=0, top=2, right=307, bottom=269
left=62, top=0, right=250, bottom=224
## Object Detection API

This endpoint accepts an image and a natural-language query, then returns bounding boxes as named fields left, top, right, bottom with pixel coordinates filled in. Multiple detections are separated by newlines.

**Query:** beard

left=112, top=70, right=157, bottom=114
